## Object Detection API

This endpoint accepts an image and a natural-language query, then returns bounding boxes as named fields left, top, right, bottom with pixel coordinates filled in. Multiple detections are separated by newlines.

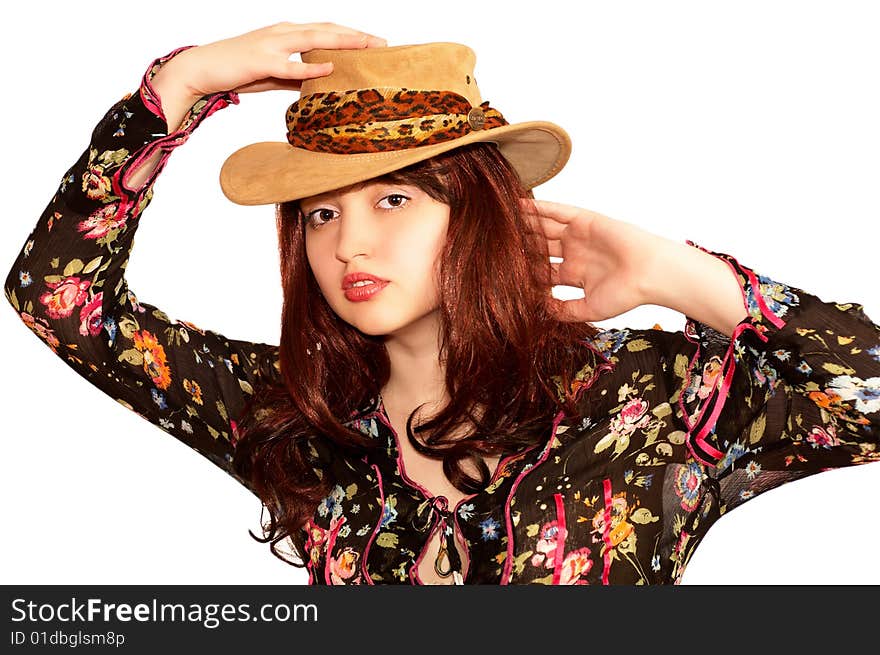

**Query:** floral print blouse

left=5, top=49, right=880, bottom=585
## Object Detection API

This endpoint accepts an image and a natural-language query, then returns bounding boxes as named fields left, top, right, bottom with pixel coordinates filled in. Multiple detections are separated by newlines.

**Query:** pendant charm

left=434, top=537, right=453, bottom=577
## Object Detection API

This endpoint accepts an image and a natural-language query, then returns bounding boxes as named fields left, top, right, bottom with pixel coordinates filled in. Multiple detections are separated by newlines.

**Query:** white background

left=1, top=1, right=877, bottom=585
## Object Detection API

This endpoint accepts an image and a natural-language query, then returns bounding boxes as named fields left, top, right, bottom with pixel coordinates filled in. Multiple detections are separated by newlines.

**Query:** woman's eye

left=304, top=208, right=338, bottom=227
left=379, top=193, right=410, bottom=209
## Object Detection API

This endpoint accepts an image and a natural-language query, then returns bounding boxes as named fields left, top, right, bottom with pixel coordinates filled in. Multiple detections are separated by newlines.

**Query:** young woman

left=5, top=20, right=879, bottom=585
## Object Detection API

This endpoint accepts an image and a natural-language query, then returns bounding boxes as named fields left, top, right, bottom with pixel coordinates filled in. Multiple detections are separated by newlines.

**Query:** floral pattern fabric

left=5, top=50, right=879, bottom=585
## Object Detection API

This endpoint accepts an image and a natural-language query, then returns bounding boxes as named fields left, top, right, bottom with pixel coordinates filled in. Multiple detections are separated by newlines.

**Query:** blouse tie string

left=412, top=495, right=462, bottom=579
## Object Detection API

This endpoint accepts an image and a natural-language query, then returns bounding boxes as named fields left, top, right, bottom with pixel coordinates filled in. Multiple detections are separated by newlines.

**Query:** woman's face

left=301, top=180, right=451, bottom=339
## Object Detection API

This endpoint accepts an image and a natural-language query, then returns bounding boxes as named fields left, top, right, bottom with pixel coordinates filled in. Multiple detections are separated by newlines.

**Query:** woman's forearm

left=642, top=240, right=750, bottom=338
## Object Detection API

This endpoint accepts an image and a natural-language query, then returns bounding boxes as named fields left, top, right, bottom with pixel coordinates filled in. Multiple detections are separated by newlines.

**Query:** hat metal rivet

left=467, top=107, right=486, bottom=131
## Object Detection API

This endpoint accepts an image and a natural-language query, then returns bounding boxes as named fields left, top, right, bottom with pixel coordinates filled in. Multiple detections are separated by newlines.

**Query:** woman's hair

left=231, top=142, right=603, bottom=568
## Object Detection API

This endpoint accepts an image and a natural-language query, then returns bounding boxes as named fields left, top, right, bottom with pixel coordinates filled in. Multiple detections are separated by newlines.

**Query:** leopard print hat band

left=285, top=87, right=508, bottom=154
left=219, top=42, right=571, bottom=206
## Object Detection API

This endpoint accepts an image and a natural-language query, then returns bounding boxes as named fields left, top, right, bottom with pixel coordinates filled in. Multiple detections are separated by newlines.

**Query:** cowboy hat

left=219, top=42, right=571, bottom=206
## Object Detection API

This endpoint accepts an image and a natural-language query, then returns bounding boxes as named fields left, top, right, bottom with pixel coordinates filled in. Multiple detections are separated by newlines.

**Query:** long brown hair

left=231, top=142, right=602, bottom=568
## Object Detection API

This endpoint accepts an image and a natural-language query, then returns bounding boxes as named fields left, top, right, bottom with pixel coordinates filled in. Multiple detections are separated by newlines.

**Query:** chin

left=352, top=322, right=394, bottom=337
left=330, top=296, right=438, bottom=338
left=335, top=311, right=399, bottom=337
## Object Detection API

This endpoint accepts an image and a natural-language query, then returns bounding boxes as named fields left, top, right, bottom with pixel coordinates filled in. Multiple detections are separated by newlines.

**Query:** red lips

left=342, top=272, right=389, bottom=290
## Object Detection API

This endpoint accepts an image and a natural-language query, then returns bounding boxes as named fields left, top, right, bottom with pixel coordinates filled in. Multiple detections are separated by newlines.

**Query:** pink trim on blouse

left=601, top=478, right=614, bottom=585
left=323, top=516, right=348, bottom=585
left=499, top=411, right=566, bottom=584
left=360, top=463, right=385, bottom=585
left=551, top=493, right=568, bottom=585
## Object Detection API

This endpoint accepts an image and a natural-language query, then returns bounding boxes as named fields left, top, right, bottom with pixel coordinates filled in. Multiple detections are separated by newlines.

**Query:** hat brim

left=218, top=121, right=571, bottom=206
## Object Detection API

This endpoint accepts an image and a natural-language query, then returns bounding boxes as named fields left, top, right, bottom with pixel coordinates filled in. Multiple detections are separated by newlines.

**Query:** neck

left=380, top=313, right=447, bottom=410
left=381, top=346, right=447, bottom=411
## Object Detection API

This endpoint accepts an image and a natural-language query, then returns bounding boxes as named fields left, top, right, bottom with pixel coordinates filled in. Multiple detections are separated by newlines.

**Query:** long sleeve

left=567, top=242, right=880, bottom=583
left=652, top=241, right=879, bottom=516
left=3, top=49, right=279, bottom=498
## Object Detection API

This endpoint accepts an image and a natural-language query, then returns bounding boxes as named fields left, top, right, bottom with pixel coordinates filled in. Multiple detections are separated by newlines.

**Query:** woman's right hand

left=128, top=22, right=386, bottom=190
left=163, top=22, right=387, bottom=98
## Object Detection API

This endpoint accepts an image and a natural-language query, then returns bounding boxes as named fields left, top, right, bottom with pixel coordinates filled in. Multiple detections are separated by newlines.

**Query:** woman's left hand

left=522, top=198, right=674, bottom=323
left=523, top=198, right=748, bottom=336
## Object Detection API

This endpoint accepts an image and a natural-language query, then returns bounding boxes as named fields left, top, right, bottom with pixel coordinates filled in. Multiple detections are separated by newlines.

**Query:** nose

left=334, top=204, right=377, bottom=263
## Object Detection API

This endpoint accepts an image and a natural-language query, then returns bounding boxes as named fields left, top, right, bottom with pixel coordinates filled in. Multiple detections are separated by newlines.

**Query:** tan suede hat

left=219, top=42, right=571, bottom=206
